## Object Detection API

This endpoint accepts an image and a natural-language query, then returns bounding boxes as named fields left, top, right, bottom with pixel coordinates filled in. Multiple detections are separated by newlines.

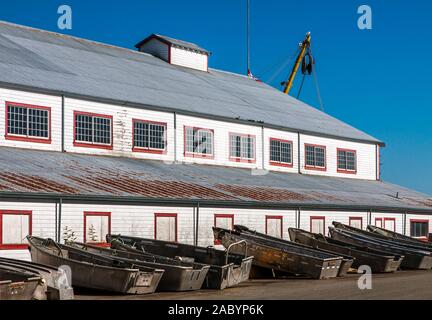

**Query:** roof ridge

left=0, top=19, right=156, bottom=58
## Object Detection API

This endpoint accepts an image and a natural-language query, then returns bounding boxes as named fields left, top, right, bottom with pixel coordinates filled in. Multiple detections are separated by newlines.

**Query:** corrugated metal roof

left=0, top=147, right=430, bottom=211
left=0, top=20, right=383, bottom=145
left=135, top=34, right=210, bottom=55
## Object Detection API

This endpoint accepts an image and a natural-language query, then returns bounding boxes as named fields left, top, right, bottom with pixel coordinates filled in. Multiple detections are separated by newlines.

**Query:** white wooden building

left=0, top=21, right=430, bottom=261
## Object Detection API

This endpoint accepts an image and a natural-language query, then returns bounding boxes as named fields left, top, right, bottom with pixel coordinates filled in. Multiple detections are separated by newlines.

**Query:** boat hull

left=333, top=222, right=432, bottom=252
left=108, top=235, right=253, bottom=290
left=28, top=237, right=163, bottom=294
left=0, top=258, right=74, bottom=300
left=0, top=266, right=41, bottom=300
left=74, top=242, right=210, bottom=292
left=329, top=228, right=432, bottom=270
left=367, top=225, right=432, bottom=250
left=289, top=228, right=402, bottom=273
left=213, top=227, right=342, bottom=280
left=236, top=225, right=350, bottom=277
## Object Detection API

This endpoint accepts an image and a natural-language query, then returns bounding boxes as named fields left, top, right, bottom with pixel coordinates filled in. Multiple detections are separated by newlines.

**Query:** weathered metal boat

left=329, top=228, right=432, bottom=269
left=0, top=257, right=74, bottom=300
left=71, top=241, right=210, bottom=292
left=213, top=226, right=343, bottom=279
left=367, top=225, right=432, bottom=250
left=234, top=225, right=352, bottom=277
left=288, top=228, right=403, bottom=273
left=27, top=236, right=163, bottom=294
left=0, top=264, right=41, bottom=300
left=107, top=234, right=253, bottom=290
left=334, top=222, right=432, bottom=252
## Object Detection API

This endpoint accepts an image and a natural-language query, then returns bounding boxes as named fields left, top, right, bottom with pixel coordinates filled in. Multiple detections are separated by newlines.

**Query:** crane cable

left=297, top=74, right=306, bottom=99
left=296, top=48, right=313, bottom=99
left=312, top=56, right=325, bottom=111
left=259, top=46, right=301, bottom=84
left=296, top=47, right=325, bottom=112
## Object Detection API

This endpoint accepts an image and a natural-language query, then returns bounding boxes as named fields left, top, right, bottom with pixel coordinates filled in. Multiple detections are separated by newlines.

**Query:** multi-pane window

left=75, top=112, right=112, bottom=147
left=411, top=220, right=429, bottom=238
left=230, top=134, right=255, bottom=161
left=270, top=139, right=292, bottom=166
left=305, top=144, right=326, bottom=169
left=337, top=149, right=357, bottom=172
left=6, top=103, right=50, bottom=140
left=133, top=120, right=166, bottom=152
left=0, top=211, right=32, bottom=249
left=185, top=127, right=214, bottom=157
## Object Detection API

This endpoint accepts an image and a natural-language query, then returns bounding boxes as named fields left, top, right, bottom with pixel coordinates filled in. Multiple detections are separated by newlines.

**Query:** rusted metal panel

left=0, top=147, right=430, bottom=212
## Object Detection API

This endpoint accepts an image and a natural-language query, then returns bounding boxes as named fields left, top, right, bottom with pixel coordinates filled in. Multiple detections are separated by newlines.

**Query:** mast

left=283, top=32, right=312, bottom=95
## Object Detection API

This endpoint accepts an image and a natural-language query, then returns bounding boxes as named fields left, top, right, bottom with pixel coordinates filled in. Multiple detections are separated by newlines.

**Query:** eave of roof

left=0, top=80, right=386, bottom=147
left=0, top=147, right=428, bottom=212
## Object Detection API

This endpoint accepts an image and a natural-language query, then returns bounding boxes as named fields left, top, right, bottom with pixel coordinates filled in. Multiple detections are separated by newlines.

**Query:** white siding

left=60, top=204, right=195, bottom=245
left=370, top=212, right=404, bottom=234
left=176, top=114, right=264, bottom=169
left=299, top=211, right=369, bottom=236
left=64, top=97, right=175, bottom=161
left=197, top=208, right=296, bottom=246
left=138, top=38, right=169, bottom=61
left=0, top=88, right=62, bottom=152
left=0, top=202, right=56, bottom=261
left=170, top=47, right=208, bottom=72
left=300, top=134, right=377, bottom=180
left=0, top=87, right=380, bottom=180
left=1, top=199, right=431, bottom=261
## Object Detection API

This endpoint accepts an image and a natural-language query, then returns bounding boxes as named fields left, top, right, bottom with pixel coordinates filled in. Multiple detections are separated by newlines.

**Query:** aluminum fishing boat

left=27, top=236, right=163, bottom=294
left=288, top=228, right=403, bottom=273
left=72, top=241, right=210, bottom=292
left=329, top=227, right=432, bottom=269
left=213, top=226, right=343, bottom=279
left=107, top=234, right=253, bottom=290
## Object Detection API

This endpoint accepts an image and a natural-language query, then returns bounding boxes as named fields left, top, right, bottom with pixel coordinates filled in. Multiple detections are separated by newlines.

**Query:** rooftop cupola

left=135, top=34, right=210, bottom=72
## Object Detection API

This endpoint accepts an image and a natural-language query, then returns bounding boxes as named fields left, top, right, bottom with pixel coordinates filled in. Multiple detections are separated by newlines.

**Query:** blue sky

left=1, top=0, right=431, bottom=194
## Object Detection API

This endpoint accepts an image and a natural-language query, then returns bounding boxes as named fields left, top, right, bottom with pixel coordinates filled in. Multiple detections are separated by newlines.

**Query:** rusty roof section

left=0, top=147, right=430, bottom=210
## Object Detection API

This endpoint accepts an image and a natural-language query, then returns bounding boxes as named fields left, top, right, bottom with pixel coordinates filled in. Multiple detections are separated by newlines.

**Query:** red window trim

left=154, top=213, right=178, bottom=243
left=304, top=144, right=327, bottom=171
left=83, top=212, right=111, bottom=245
left=183, top=126, right=215, bottom=159
left=73, top=111, right=114, bottom=150
left=132, top=119, right=168, bottom=154
left=349, top=217, right=363, bottom=229
left=383, top=218, right=396, bottom=232
left=269, top=138, right=293, bottom=168
left=265, top=215, right=283, bottom=238
left=0, top=210, right=32, bottom=250
left=214, top=214, right=234, bottom=245
left=310, top=216, right=326, bottom=235
left=375, top=217, right=383, bottom=227
left=337, top=148, right=357, bottom=174
left=5, top=101, right=52, bottom=144
left=410, top=219, right=429, bottom=239
left=229, top=132, right=257, bottom=164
